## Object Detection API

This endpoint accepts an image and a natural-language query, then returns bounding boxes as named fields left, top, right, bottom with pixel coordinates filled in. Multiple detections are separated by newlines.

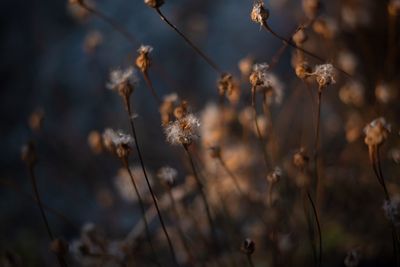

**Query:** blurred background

left=1, top=0, right=400, bottom=266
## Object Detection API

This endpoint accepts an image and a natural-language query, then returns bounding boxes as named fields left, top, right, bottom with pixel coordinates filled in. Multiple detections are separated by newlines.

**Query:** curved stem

left=155, top=8, right=222, bottom=74
left=307, top=191, right=322, bottom=267
left=183, top=145, right=221, bottom=259
left=125, top=102, right=179, bottom=266
left=142, top=71, right=161, bottom=104
left=121, top=157, right=162, bottom=267
left=27, top=165, right=68, bottom=267
left=263, top=23, right=351, bottom=77
left=252, top=86, right=271, bottom=169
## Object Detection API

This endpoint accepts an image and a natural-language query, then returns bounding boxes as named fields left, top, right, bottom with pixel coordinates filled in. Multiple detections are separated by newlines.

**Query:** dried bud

left=312, top=64, right=336, bottom=90
left=364, top=117, right=391, bottom=147
left=267, top=167, right=282, bottom=184
left=295, top=62, right=311, bottom=80
left=302, top=0, right=320, bottom=19
left=173, top=101, right=188, bottom=120
left=21, top=141, right=37, bottom=166
left=49, top=239, right=68, bottom=256
left=209, top=146, right=221, bottom=159
left=251, top=1, right=269, bottom=26
left=144, top=0, right=164, bottom=8
left=241, top=238, right=255, bottom=255
left=135, top=45, right=153, bottom=73
left=292, top=29, right=307, bottom=45
left=293, top=148, right=309, bottom=169
left=88, top=131, right=103, bottom=154
left=158, top=166, right=178, bottom=187
left=28, top=108, right=45, bottom=132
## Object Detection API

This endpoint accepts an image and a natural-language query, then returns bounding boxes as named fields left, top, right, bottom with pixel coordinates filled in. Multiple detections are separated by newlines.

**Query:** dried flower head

left=375, top=82, right=397, bottom=104
left=217, top=73, right=241, bottom=104
left=144, top=0, right=164, bottom=8
left=164, top=114, right=200, bottom=146
left=241, top=238, right=255, bottom=255
left=102, top=129, right=133, bottom=158
left=159, top=93, right=180, bottom=125
left=383, top=196, right=400, bottom=226
left=312, top=64, right=336, bottom=89
left=251, top=1, right=269, bottom=26
left=344, top=249, right=360, bottom=267
left=251, top=63, right=284, bottom=105
left=107, top=67, right=138, bottom=107
left=83, top=30, right=103, bottom=54
left=294, top=61, right=312, bottom=80
left=136, top=45, right=153, bottom=73
left=292, top=28, right=307, bottom=45
left=238, top=56, right=254, bottom=77
left=158, top=166, right=178, bottom=187
left=293, top=148, right=309, bottom=170
left=364, top=117, right=391, bottom=147
left=88, top=131, right=103, bottom=154
left=267, top=167, right=282, bottom=184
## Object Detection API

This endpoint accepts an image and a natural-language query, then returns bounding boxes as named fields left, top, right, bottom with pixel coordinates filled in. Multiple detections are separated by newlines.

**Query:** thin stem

left=142, top=71, right=161, bottom=104
left=252, top=86, right=271, bottom=169
left=125, top=101, right=179, bottom=266
left=155, top=8, right=222, bottom=74
left=314, top=90, right=322, bottom=157
left=0, top=179, right=79, bottom=231
left=80, top=1, right=137, bottom=45
left=247, top=254, right=255, bottom=267
left=302, top=189, right=317, bottom=267
left=262, top=23, right=351, bottom=77
left=217, top=156, right=245, bottom=196
left=183, top=145, right=221, bottom=258
left=121, top=157, right=162, bottom=267
left=166, top=188, right=195, bottom=266
left=307, top=191, right=322, bottom=267
left=27, top=164, right=68, bottom=267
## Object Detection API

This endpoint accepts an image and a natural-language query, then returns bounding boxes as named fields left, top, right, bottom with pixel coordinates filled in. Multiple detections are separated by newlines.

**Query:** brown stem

left=27, top=164, right=68, bottom=267
left=246, top=254, right=255, bottom=267
left=142, top=71, right=161, bottom=104
left=251, top=86, right=271, bottom=169
left=166, top=188, right=195, bottom=266
left=124, top=100, right=179, bottom=266
left=121, top=157, right=162, bottom=267
left=306, top=191, right=322, bottom=267
left=262, top=23, right=351, bottom=77
left=302, top=188, right=317, bottom=267
left=182, top=145, right=221, bottom=259
left=80, top=1, right=137, bottom=45
left=155, top=8, right=222, bottom=74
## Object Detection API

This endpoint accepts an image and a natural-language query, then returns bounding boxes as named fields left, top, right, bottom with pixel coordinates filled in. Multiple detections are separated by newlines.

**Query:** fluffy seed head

left=164, top=114, right=200, bottom=146
left=313, top=64, right=336, bottom=89
left=251, top=63, right=284, bottom=105
left=251, top=1, right=269, bottom=26
left=136, top=45, right=153, bottom=73
left=364, top=117, right=391, bottom=147
left=102, top=129, right=133, bottom=157
left=158, top=166, right=178, bottom=187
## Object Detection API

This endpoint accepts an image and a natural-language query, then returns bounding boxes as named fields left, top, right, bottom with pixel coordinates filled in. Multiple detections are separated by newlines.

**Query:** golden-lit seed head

left=295, top=62, right=311, bottom=80
left=251, top=1, right=269, bottom=26
left=364, top=117, right=391, bottom=147
left=158, top=166, right=178, bottom=187
left=241, top=238, right=255, bottom=255
left=313, top=64, right=336, bottom=89
left=135, top=45, right=153, bottom=73
left=144, top=0, right=164, bottom=8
